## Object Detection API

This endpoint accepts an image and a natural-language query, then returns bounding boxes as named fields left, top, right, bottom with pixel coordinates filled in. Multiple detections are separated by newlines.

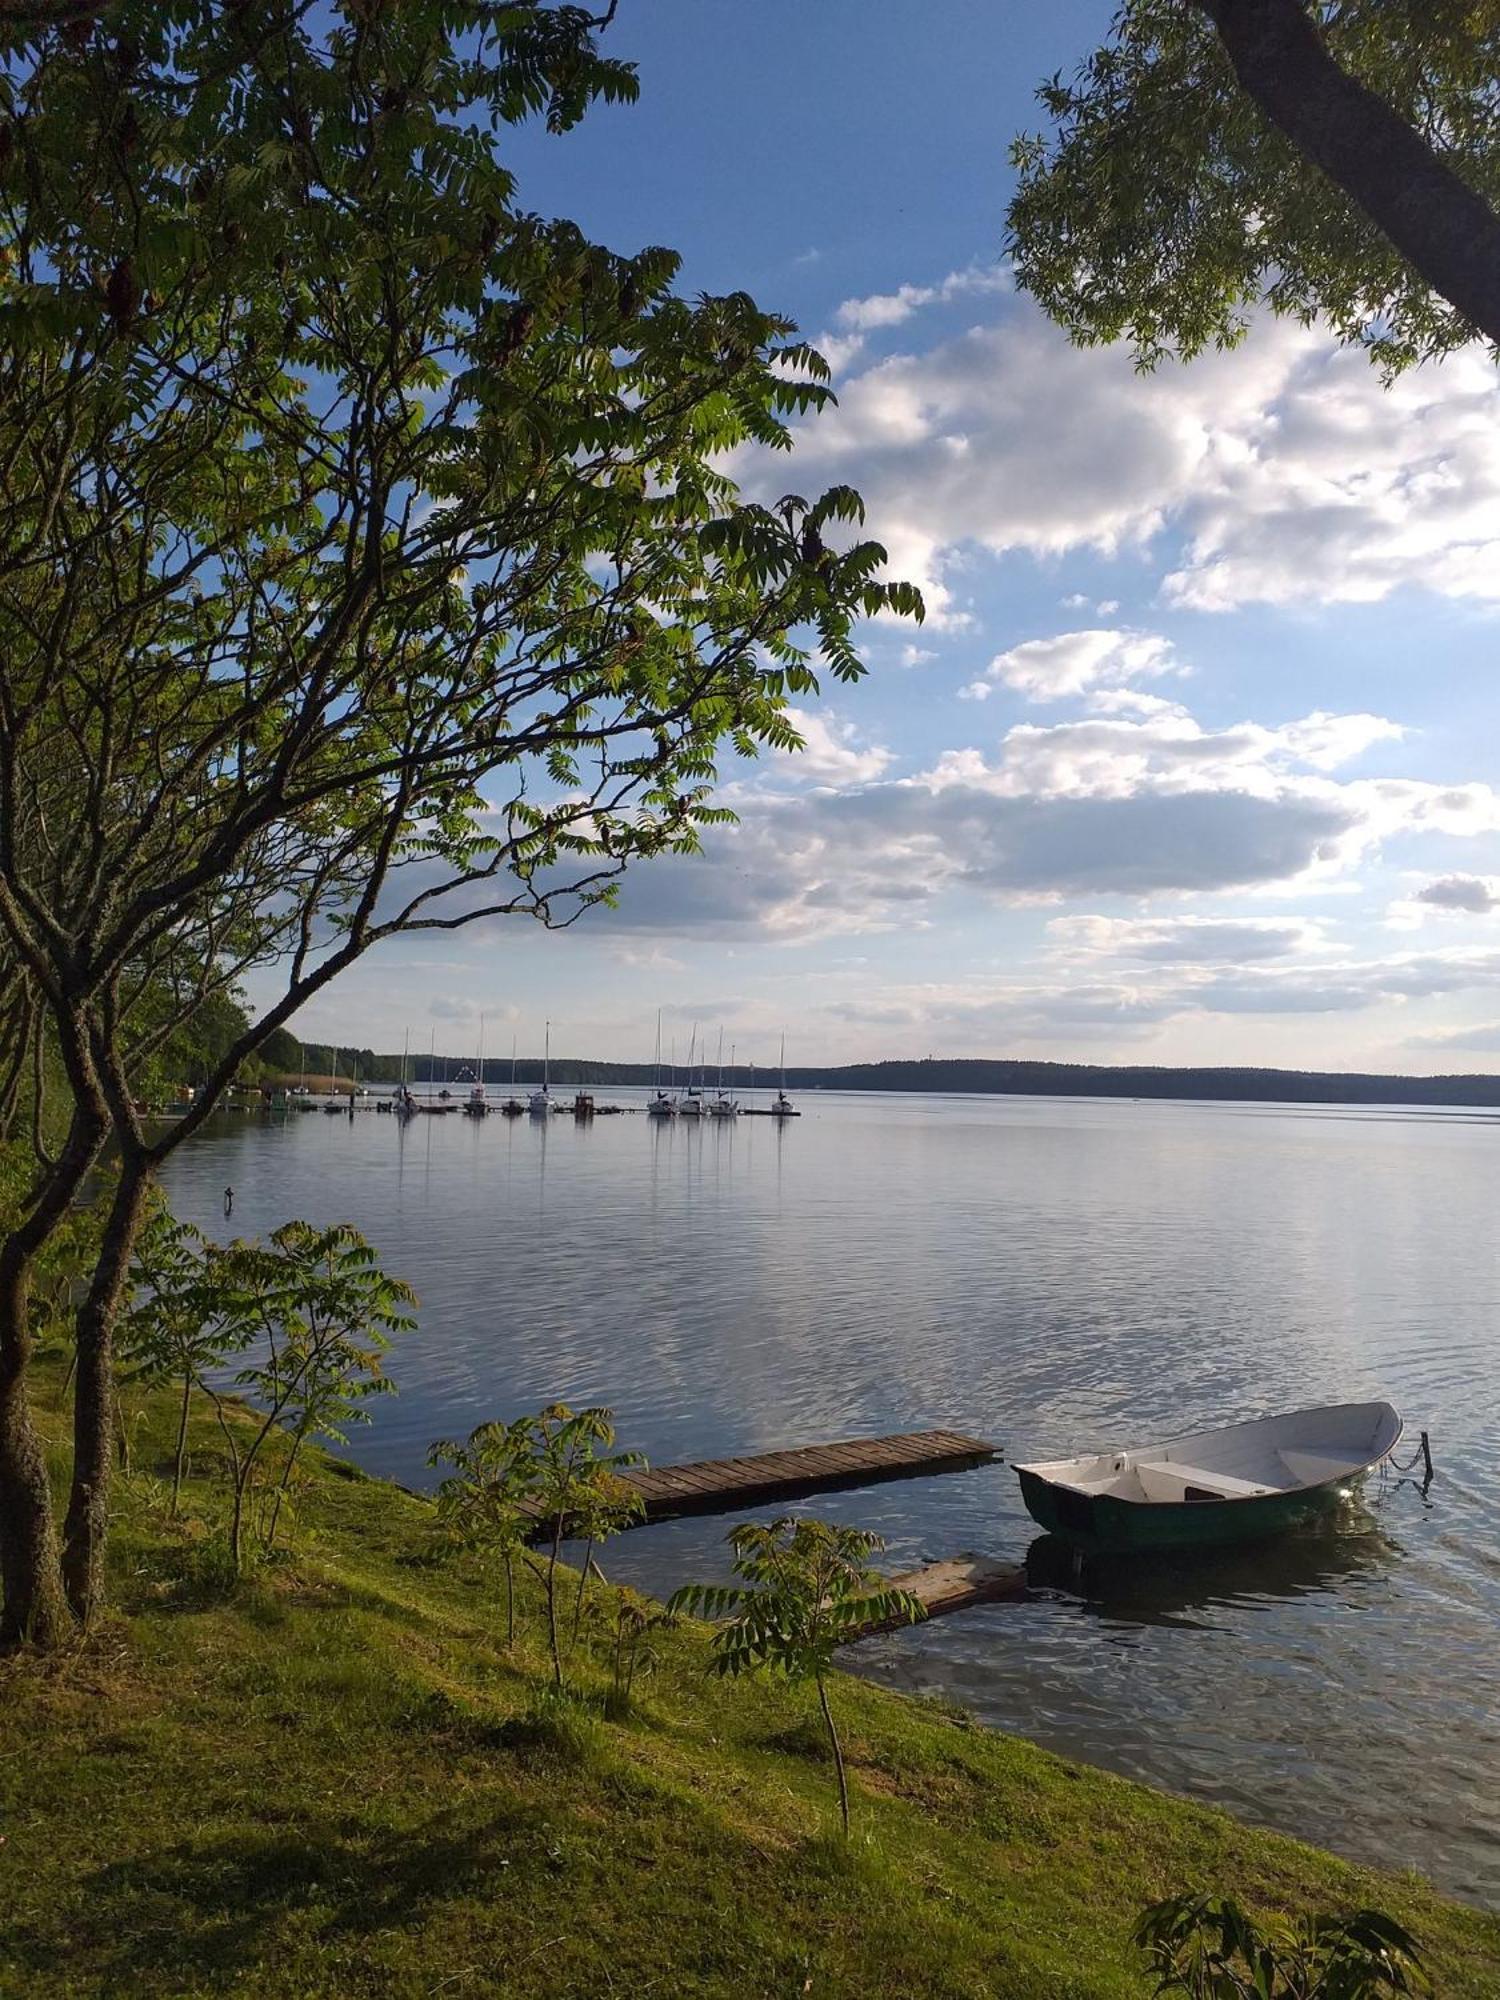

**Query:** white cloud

left=397, top=702, right=1500, bottom=952
left=966, top=627, right=1179, bottom=704
left=899, top=643, right=936, bottom=668
left=767, top=301, right=1500, bottom=621
left=812, top=264, right=1010, bottom=379
left=924, top=708, right=1403, bottom=805
left=777, top=708, right=892, bottom=785
left=834, top=263, right=1010, bottom=333
left=1048, top=913, right=1329, bottom=964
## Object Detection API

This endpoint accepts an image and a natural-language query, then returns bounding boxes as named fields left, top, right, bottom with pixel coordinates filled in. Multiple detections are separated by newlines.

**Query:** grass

left=3, top=1365, right=1497, bottom=2000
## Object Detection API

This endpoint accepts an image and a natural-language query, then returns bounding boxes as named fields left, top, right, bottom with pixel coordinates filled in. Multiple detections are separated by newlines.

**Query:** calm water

left=163, top=1091, right=1500, bottom=1906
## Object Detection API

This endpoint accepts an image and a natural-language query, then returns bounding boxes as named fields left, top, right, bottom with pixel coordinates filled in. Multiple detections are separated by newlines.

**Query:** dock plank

left=529, top=1428, right=999, bottom=1540
left=841, top=1553, right=1025, bottom=1643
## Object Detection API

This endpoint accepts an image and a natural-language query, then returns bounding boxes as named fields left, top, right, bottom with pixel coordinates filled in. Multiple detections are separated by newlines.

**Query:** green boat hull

left=1016, top=1466, right=1353, bottom=1555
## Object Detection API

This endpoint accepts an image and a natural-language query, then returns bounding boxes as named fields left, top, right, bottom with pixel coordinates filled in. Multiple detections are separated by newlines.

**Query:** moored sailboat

left=528, top=1021, right=551, bottom=1117
left=678, top=1024, right=705, bottom=1118
left=709, top=1030, right=738, bottom=1118
left=647, top=1009, right=676, bottom=1118
left=771, top=1031, right=797, bottom=1117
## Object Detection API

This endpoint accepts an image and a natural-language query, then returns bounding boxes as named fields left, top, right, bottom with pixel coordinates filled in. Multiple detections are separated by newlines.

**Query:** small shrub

left=1134, top=1893, right=1430, bottom=1998
left=671, top=1516, right=923, bottom=1838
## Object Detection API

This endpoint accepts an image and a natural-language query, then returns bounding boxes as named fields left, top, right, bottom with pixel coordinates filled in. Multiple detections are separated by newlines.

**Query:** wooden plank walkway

left=529, top=1429, right=998, bottom=1541
left=842, top=1553, right=1025, bottom=1644
left=622, top=1429, right=998, bottom=1525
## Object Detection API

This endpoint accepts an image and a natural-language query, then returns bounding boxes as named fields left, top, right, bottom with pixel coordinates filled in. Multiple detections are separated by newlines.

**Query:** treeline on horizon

left=260, top=1040, right=1500, bottom=1109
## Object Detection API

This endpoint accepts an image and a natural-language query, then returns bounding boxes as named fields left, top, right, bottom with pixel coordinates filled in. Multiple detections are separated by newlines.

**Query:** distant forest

left=261, top=1038, right=1500, bottom=1110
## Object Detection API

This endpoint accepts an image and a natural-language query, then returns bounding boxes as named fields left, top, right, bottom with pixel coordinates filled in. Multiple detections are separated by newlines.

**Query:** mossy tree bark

left=62, top=1160, right=154, bottom=1624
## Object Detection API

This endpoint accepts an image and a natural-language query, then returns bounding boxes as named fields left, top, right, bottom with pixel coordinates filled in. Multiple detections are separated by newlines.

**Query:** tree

left=429, top=1416, right=539, bottom=1650
left=119, top=1213, right=241, bottom=1514
left=220, top=1222, right=413, bottom=1567
left=527, top=1403, right=642, bottom=1688
left=1008, top=1, right=1500, bottom=373
left=1134, top=1893, right=1429, bottom=1998
left=0, top=1, right=920, bottom=1646
left=669, top=1517, right=923, bottom=1839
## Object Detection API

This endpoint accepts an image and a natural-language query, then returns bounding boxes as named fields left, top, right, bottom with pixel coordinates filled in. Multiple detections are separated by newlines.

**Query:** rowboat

left=1014, top=1401, right=1403, bottom=1553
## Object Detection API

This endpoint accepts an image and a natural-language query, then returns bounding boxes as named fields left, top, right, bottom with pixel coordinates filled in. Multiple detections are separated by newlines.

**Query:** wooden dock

left=843, top=1553, right=1025, bottom=1643
left=530, top=1429, right=998, bottom=1540
left=621, top=1429, right=998, bottom=1525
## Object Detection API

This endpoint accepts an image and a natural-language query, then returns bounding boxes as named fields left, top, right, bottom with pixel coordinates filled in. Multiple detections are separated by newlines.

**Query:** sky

left=287, top=1, right=1500, bottom=1075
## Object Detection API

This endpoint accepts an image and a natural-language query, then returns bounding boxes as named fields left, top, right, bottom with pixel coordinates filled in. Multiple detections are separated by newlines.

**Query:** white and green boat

left=1015, top=1401, right=1403, bottom=1554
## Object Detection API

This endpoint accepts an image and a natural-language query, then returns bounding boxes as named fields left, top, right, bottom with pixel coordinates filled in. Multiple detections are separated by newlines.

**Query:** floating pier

left=531, top=1429, right=999, bottom=1542
left=842, top=1553, right=1025, bottom=1644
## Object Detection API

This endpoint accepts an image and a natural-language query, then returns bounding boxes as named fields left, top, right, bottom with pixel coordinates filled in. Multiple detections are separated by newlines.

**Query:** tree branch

left=1197, top=0, right=1500, bottom=349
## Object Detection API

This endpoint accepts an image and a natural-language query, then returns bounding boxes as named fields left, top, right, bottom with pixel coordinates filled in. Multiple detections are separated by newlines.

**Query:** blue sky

left=289, top=2, right=1500, bottom=1073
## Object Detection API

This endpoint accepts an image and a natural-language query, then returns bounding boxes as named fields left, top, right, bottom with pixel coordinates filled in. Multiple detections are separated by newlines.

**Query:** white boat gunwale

left=1014, top=1400, right=1403, bottom=1511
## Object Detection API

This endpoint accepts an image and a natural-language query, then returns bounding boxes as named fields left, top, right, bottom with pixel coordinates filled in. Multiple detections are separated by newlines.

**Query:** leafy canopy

left=1008, top=1, right=1500, bottom=373
left=670, top=1515, right=921, bottom=1684
left=0, top=0, right=921, bottom=1156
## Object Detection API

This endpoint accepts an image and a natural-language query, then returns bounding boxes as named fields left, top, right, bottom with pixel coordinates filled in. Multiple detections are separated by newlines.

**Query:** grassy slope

left=4, top=1374, right=1497, bottom=2000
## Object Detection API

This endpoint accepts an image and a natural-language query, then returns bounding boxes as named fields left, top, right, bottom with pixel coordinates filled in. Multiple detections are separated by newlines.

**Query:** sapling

left=670, top=1516, right=923, bottom=1837
left=528, top=1405, right=644, bottom=1688
left=429, top=1418, right=539, bottom=1648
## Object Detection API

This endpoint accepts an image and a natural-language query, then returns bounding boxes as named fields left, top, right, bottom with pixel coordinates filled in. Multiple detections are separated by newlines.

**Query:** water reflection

left=1023, top=1507, right=1400, bottom=1631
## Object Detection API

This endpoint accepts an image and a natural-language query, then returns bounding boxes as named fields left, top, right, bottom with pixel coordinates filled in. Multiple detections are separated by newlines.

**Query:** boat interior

left=1021, top=1402, right=1401, bottom=1507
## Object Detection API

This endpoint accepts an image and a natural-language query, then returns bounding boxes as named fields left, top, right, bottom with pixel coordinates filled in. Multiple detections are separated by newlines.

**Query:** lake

left=161, top=1089, right=1500, bottom=1907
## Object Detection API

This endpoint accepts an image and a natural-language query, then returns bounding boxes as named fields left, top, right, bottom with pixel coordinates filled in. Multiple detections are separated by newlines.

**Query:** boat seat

left=1133, top=1460, right=1274, bottom=1501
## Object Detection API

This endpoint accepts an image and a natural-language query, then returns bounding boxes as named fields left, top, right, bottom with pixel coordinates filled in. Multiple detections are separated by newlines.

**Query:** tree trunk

left=0, top=1110, right=105, bottom=1648
left=1197, top=0, right=1500, bottom=350
left=62, top=1162, right=152, bottom=1625
left=0, top=1257, right=70, bottom=1649
left=817, top=1676, right=850, bottom=1838
left=172, top=1370, right=191, bottom=1514
left=546, top=1519, right=564, bottom=1687
left=0, top=1370, right=70, bottom=1648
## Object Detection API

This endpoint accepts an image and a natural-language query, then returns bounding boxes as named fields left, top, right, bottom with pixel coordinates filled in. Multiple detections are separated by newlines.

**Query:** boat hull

left=1016, top=1465, right=1354, bottom=1554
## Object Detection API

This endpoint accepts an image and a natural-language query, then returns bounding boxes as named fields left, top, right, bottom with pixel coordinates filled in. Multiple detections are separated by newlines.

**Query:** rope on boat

left=1383, top=1430, right=1434, bottom=1484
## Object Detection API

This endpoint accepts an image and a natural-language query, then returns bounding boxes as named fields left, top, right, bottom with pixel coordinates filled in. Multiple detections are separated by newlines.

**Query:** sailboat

left=647, top=1009, right=676, bottom=1118
left=678, top=1025, right=705, bottom=1118
left=465, top=1014, right=489, bottom=1117
left=771, top=1031, right=797, bottom=1117
left=394, top=1028, right=417, bottom=1116
left=528, top=1021, right=551, bottom=1117
left=710, top=1030, right=738, bottom=1118
left=501, top=1033, right=524, bottom=1116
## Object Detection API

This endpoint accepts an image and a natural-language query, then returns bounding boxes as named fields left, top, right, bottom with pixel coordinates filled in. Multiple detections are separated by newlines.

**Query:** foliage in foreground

left=1008, top=0, right=1500, bottom=372
left=671, top=1516, right=923, bottom=1837
left=1135, top=1893, right=1429, bottom=1999
left=3, top=1361, right=1498, bottom=2000
left=430, top=1402, right=642, bottom=1685
left=0, top=0, right=921, bottom=1652
left=122, top=1217, right=414, bottom=1566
